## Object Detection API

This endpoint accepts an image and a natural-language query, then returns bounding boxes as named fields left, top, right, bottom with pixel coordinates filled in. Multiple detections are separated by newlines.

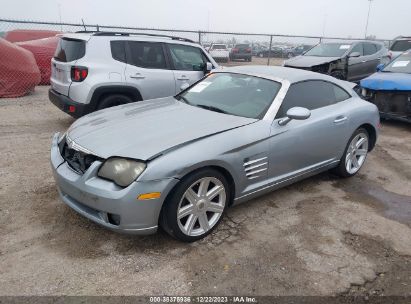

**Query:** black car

left=230, top=44, right=252, bottom=61
left=256, top=46, right=284, bottom=58
left=285, top=44, right=313, bottom=58
left=284, top=41, right=389, bottom=81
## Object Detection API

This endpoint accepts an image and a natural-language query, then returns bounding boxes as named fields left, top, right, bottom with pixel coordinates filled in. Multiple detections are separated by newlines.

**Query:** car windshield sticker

left=340, top=45, right=351, bottom=49
left=392, top=61, right=410, bottom=68
left=189, top=81, right=211, bottom=93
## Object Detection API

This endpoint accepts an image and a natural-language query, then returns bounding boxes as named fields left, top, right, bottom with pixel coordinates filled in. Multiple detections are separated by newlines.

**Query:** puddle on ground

left=335, top=180, right=411, bottom=227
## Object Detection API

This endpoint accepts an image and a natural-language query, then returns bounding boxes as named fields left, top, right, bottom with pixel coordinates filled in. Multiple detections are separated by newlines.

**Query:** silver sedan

left=51, top=66, right=380, bottom=242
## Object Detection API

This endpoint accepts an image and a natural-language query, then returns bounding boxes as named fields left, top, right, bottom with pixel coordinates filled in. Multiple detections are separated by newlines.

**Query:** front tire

left=330, top=70, right=346, bottom=80
left=160, top=169, right=229, bottom=242
left=333, top=128, right=369, bottom=177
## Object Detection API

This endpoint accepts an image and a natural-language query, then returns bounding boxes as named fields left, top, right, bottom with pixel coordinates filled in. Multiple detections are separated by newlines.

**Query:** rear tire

left=332, top=128, right=369, bottom=178
left=97, top=94, right=133, bottom=110
left=160, top=168, right=229, bottom=242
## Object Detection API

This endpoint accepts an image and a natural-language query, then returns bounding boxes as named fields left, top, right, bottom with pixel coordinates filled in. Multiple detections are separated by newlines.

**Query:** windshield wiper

left=196, top=104, right=229, bottom=114
left=175, top=95, right=191, bottom=105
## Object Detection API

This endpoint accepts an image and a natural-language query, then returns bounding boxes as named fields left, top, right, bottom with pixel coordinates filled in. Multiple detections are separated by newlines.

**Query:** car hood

left=360, top=72, right=411, bottom=91
left=284, top=55, right=341, bottom=68
left=66, top=97, right=257, bottom=160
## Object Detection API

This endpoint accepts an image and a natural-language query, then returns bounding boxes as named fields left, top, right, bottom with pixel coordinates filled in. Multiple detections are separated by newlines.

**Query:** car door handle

left=130, top=73, right=145, bottom=79
left=334, top=116, right=348, bottom=123
left=177, top=75, right=190, bottom=81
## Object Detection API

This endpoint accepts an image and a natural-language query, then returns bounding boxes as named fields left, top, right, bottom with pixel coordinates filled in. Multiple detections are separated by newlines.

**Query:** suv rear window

left=54, top=38, right=86, bottom=62
left=390, top=40, right=411, bottom=52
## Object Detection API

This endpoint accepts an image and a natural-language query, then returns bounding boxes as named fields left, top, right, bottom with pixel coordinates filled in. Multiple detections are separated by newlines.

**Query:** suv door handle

left=130, top=73, right=145, bottom=79
left=334, top=116, right=348, bottom=123
left=177, top=75, right=190, bottom=81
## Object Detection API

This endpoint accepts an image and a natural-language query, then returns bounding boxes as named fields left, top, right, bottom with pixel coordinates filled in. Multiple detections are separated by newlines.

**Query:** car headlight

left=98, top=158, right=146, bottom=187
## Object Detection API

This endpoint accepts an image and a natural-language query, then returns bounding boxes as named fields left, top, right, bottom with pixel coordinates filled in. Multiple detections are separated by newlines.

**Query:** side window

left=127, top=41, right=166, bottom=69
left=333, top=85, right=351, bottom=102
left=363, top=43, right=378, bottom=56
left=110, top=41, right=126, bottom=63
left=350, top=43, right=364, bottom=56
left=168, top=44, right=206, bottom=71
left=276, top=81, right=339, bottom=119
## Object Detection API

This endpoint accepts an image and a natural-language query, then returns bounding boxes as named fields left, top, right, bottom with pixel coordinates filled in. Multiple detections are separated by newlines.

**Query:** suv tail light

left=71, top=66, right=88, bottom=82
left=232, top=48, right=239, bottom=53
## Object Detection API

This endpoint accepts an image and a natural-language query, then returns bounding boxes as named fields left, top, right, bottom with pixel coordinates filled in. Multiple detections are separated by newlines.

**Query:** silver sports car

left=51, top=66, right=380, bottom=242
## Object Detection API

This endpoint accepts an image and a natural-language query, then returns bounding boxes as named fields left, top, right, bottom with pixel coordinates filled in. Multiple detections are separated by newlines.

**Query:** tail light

left=246, top=48, right=251, bottom=53
left=71, top=66, right=88, bottom=82
left=232, top=48, right=239, bottom=53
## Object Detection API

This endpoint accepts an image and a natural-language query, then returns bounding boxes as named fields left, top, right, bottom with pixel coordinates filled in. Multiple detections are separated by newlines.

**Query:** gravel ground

left=0, top=85, right=410, bottom=297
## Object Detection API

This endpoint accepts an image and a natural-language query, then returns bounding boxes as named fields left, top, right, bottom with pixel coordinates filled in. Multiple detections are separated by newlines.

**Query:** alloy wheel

left=177, top=177, right=226, bottom=237
left=345, top=132, right=369, bottom=174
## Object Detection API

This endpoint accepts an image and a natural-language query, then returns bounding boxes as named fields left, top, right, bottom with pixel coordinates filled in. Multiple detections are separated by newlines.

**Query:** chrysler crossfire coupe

left=51, top=66, right=380, bottom=242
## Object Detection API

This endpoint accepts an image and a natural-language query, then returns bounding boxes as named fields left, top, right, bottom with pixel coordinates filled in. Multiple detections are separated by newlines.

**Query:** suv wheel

left=97, top=94, right=133, bottom=110
left=160, top=168, right=229, bottom=242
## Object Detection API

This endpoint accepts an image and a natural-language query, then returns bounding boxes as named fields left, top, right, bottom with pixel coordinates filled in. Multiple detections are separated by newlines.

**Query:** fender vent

left=243, top=157, right=268, bottom=180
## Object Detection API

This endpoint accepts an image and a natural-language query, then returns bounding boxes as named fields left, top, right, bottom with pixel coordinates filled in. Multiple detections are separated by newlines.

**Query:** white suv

left=49, top=32, right=218, bottom=117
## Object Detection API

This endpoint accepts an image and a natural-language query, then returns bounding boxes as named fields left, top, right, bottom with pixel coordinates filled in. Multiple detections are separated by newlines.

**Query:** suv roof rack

left=74, top=30, right=195, bottom=43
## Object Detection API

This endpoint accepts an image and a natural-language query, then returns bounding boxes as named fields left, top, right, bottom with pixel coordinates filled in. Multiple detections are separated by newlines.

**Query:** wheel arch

left=358, top=123, right=377, bottom=151
left=162, top=164, right=237, bottom=209
left=89, top=85, right=143, bottom=110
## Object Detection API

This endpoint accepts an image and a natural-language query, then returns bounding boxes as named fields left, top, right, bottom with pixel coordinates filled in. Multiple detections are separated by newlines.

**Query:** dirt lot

left=0, top=85, right=410, bottom=297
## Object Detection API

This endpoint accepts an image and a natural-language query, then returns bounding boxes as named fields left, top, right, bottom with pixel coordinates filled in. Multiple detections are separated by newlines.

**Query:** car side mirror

left=204, top=62, right=213, bottom=74
left=278, top=107, right=311, bottom=126
left=376, top=63, right=385, bottom=72
left=349, top=52, right=361, bottom=58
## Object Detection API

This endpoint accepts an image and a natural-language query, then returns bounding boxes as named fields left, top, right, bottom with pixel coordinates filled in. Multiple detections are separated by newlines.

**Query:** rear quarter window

left=54, top=38, right=86, bottom=62
left=111, top=41, right=126, bottom=63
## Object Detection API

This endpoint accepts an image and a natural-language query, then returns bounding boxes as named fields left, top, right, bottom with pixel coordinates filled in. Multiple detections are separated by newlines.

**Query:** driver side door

left=267, top=80, right=350, bottom=182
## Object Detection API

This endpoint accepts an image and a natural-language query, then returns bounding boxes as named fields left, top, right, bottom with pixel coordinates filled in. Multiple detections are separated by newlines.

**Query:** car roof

left=221, top=65, right=337, bottom=83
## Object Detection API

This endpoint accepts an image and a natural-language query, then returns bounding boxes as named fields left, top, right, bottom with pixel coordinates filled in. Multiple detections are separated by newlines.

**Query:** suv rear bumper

left=49, top=88, right=91, bottom=118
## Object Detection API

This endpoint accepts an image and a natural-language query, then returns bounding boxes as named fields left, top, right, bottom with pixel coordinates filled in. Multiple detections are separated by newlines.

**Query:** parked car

left=360, top=50, right=411, bottom=122
left=256, top=46, right=284, bottom=58
left=230, top=44, right=252, bottom=61
left=208, top=44, right=230, bottom=62
left=251, top=45, right=266, bottom=56
left=389, top=36, right=411, bottom=59
left=285, top=44, right=313, bottom=58
left=51, top=66, right=379, bottom=242
left=284, top=41, right=389, bottom=81
left=49, top=32, right=218, bottom=118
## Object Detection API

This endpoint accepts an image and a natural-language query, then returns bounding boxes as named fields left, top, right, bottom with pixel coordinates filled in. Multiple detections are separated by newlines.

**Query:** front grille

left=60, top=140, right=100, bottom=174
left=370, top=90, right=411, bottom=117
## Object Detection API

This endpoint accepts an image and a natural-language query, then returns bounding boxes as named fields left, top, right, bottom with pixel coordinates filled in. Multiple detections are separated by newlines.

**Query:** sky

left=1, top=0, right=410, bottom=40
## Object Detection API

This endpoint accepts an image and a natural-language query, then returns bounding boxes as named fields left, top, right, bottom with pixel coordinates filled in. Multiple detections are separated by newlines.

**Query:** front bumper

left=50, top=133, right=179, bottom=234
left=49, top=88, right=91, bottom=118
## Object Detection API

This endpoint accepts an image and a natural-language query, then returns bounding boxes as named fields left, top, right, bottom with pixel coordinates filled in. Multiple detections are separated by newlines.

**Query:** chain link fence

left=0, top=18, right=391, bottom=98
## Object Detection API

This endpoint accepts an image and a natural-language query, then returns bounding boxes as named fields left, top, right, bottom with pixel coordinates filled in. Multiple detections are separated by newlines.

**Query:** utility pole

left=364, top=0, right=374, bottom=38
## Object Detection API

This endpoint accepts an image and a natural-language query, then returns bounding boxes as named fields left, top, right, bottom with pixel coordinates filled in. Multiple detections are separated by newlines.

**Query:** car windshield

left=177, top=73, right=281, bottom=119
left=304, top=43, right=351, bottom=57
left=212, top=45, right=226, bottom=50
left=382, top=51, right=411, bottom=73
left=390, top=40, right=411, bottom=52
